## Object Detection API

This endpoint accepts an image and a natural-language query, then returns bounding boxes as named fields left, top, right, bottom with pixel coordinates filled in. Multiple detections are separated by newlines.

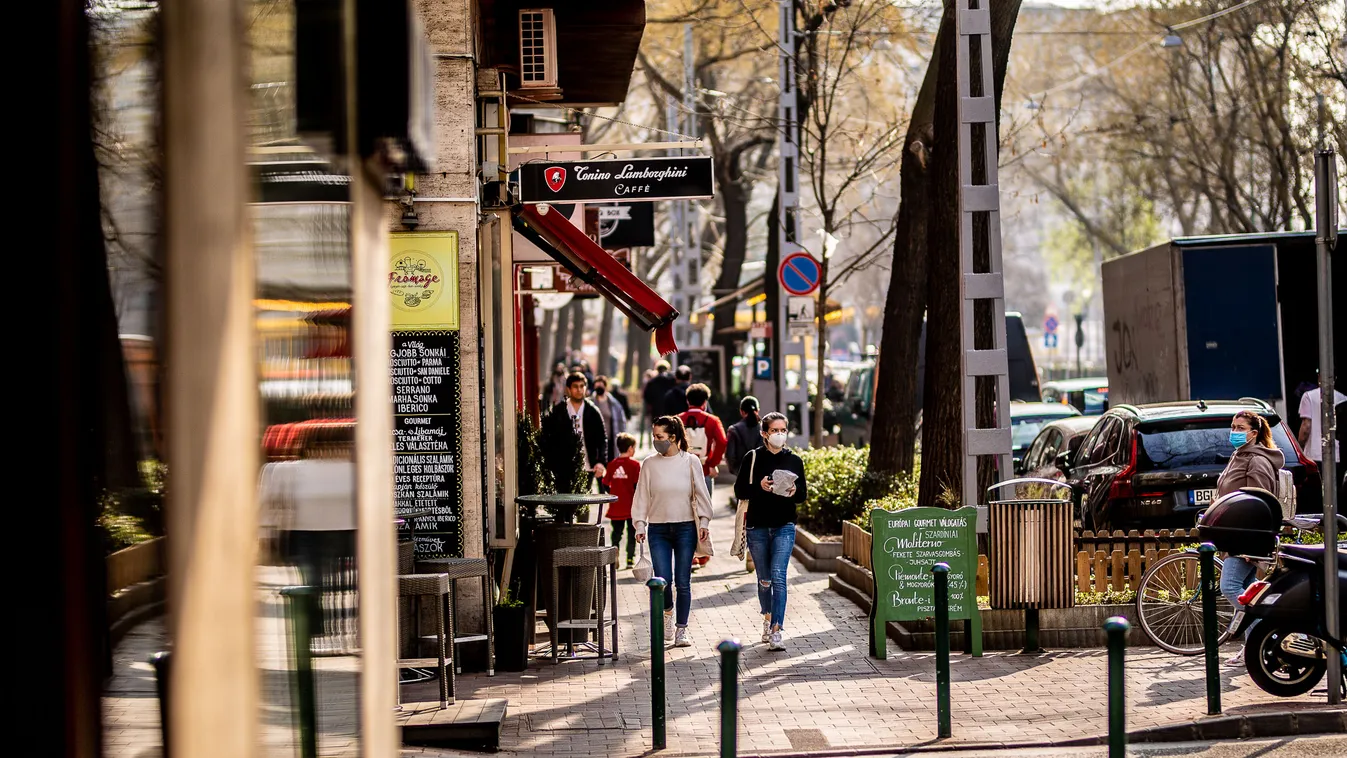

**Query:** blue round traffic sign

left=779, top=252, right=821, bottom=296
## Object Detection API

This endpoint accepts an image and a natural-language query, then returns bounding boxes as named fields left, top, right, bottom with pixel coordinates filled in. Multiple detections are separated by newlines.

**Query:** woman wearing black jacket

left=733, top=412, right=806, bottom=651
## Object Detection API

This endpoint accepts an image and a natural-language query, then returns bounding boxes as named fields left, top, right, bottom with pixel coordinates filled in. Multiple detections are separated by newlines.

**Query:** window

left=518, top=9, right=557, bottom=89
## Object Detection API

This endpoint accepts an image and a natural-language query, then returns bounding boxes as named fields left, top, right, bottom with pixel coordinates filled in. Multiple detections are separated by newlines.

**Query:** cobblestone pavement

left=105, top=485, right=1330, bottom=758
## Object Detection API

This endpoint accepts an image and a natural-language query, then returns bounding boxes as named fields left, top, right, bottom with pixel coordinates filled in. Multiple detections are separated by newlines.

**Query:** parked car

left=1016, top=415, right=1101, bottom=480
left=1059, top=399, right=1320, bottom=532
left=1010, top=402, right=1083, bottom=462
left=1041, top=377, right=1109, bottom=415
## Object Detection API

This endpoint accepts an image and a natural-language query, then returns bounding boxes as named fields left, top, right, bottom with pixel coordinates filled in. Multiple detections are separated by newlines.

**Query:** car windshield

left=1011, top=416, right=1060, bottom=449
left=1136, top=417, right=1295, bottom=471
left=1082, top=389, right=1109, bottom=414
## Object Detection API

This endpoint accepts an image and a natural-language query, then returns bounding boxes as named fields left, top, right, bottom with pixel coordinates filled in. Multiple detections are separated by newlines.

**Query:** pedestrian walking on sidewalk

left=601, top=433, right=641, bottom=567
left=1216, top=409, right=1284, bottom=666
left=725, top=396, right=763, bottom=511
left=734, top=412, right=806, bottom=651
left=633, top=415, right=714, bottom=648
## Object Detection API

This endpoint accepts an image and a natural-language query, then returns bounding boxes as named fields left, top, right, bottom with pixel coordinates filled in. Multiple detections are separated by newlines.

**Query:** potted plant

left=492, top=591, right=529, bottom=672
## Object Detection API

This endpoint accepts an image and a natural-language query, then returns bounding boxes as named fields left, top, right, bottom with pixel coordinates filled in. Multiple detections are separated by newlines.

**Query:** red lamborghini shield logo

left=545, top=167, right=567, bottom=193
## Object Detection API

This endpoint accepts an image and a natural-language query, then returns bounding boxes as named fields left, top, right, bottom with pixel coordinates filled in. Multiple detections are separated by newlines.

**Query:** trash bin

left=987, top=479, right=1076, bottom=652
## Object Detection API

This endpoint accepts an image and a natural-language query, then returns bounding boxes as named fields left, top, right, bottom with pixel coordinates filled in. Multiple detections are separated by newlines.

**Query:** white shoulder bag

left=730, top=449, right=757, bottom=559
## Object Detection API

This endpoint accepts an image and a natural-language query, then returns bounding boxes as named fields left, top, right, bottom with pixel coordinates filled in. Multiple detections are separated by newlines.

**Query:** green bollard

left=718, top=640, right=742, bottom=758
left=1104, top=616, right=1129, bottom=758
left=648, top=578, right=668, bottom=750
left=1198, top=543, right=1221, bottom=715
left=932, top=562, right=951, bottom=739
left=280, top=586, right=318, bottom=758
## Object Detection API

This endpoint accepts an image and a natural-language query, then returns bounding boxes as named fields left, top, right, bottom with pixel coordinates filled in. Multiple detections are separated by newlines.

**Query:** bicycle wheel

left=1135, top=552, right=1235, bottom=655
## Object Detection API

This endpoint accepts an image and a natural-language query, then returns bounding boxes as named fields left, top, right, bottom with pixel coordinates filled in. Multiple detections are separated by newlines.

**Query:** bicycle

left=1135, top=513, right=1324, bottom=655
left=1134, top=549, right=1237, bottom=655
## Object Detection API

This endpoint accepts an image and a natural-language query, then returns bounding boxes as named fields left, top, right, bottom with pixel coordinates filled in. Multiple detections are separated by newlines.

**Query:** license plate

left=1191, top=488, right=1217, bottom=506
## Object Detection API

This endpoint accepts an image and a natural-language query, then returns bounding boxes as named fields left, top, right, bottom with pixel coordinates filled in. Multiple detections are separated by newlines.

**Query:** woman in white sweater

left=633, top=415, right=714, bottom=647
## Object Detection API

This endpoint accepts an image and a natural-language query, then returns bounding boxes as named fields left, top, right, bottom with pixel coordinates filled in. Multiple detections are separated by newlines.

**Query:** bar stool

left=417, top=557, right=496, bottom=676
left=396, top=573, right=454, bottom=706
left=550, top=546, right=618, bottom=664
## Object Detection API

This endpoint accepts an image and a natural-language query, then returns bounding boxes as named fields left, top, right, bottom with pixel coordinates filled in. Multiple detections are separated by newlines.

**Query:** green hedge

left=796, top=446, right=916, bottom=535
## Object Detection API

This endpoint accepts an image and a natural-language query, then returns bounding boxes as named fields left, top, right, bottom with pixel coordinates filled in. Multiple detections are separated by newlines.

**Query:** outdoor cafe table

left=514, top=493, right=618, bottom=656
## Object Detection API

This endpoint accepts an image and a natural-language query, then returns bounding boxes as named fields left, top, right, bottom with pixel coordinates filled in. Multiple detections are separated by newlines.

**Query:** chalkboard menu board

left=392, top=331, right=463, bottom=558
left=676, top=346, right=725, bottom=399
left=869, top=506, right=982, bottom=659
left=389, top=232, right=463, bottom=560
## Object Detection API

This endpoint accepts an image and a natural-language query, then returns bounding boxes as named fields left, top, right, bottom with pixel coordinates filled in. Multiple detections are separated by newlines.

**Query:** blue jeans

left=647, top=521, right=698, bottom=626
left=1220, top=555, right=1258, bottom=641
left=746, top=524, right=796, bottom=629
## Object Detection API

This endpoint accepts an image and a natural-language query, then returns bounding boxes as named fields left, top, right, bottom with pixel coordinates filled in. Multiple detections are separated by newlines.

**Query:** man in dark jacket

left=542, top=372, right=608, bottom=489
left=642, top=360, right=674, bottom=421
left=662, top=365, right=694, bottom=416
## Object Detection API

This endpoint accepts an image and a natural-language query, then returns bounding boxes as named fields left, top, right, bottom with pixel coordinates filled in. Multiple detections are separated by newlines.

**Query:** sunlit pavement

left=104, top=484, right=1333, bottom=758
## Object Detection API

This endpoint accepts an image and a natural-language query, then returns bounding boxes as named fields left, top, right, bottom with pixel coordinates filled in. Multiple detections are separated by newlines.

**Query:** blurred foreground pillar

left=162, top=0, right=260, bottom=755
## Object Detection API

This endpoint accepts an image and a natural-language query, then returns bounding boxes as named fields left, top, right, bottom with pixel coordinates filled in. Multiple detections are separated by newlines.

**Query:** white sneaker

left=673, top=626, right=693, bottom=648
left=768, top=628, right=785, bottom=651
left=663, top=610, right=675, bottom=641
left=1226, top=647, right=1245, bottom=666
left=761, top=615, right=772, bottom=643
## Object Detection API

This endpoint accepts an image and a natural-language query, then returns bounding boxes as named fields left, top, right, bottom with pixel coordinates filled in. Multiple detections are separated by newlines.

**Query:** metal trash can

left=987, top=479, right=1076, bottom=652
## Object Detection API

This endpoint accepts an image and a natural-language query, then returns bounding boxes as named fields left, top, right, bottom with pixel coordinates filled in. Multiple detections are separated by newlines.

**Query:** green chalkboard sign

left=869, top=506, right=982, bottom=659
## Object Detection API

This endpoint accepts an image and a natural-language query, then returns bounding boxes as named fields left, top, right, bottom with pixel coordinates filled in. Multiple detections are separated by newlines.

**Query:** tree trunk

left=596, top=300, right=615, bottom=377
left=917, top=0, right=1022, bottom=509
left=551, top=302, right=570, bottom=368
left=812, top=257, right=829, bottom=448
left=709, top=149, right=755, bottom=378
left=569, top=300, right=586, bottom=364
left=867, top=19, right=944, bottom=477
left=539, top=307, right=556, bottom=372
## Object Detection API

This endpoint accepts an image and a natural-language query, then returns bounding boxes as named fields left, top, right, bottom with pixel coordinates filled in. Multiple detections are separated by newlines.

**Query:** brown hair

left=1234, top=410, right=1274, bottom=448
left=615, top=432, right=637, bottom=453
left=686, top=383, right=711, bottom=407
left=652, top=415, right=689, bottom=452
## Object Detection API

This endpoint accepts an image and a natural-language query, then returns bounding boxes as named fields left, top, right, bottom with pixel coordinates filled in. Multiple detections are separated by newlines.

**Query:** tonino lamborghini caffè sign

left=518, top=156, right=715, bottom=204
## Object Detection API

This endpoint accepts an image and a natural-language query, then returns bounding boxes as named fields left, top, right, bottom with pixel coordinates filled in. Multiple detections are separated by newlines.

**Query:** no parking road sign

left=778, top=252, right=821, bottom=296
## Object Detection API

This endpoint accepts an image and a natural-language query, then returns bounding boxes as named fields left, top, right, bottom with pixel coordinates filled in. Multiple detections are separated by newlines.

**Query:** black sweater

left=733, top=446, right=807, bottom=528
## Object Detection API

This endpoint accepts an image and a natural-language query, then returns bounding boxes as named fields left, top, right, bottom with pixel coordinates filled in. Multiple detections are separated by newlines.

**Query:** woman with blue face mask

left=1214, top=410, right=1284, bottom=665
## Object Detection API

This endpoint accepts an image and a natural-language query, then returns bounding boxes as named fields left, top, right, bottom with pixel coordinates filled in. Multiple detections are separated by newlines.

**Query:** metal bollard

left=1104, top=616, right=1129, bottom=758
left=932, top=562, right=952, bottom=739
left=1198, top=543, right=1221, bottom=714
left=718, top=640, right=741, bottom=758
left=280, top=586, right=319, bottom=758
left=648, top=578, right=668, bottom=750
left=148, top=651, right=171, bottom=758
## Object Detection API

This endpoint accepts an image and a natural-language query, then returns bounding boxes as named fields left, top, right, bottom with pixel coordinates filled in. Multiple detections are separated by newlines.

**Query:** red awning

left=515, top=204, right=679, bottom=354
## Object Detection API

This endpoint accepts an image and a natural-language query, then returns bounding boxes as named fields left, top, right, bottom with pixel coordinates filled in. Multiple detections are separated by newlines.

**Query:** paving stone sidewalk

left=105, top=484, right=1329, bottom=758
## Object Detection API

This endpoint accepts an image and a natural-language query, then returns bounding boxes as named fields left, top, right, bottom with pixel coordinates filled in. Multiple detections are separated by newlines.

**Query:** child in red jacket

left=601, top=433, right=641, bottom=567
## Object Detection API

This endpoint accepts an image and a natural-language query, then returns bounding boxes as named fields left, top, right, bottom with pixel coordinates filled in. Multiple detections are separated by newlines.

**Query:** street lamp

left=1161, top=28, right=1183, bottom=48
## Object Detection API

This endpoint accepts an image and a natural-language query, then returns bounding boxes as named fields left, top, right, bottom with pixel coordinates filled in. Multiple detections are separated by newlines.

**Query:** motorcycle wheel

left=1244, top=623, right=1327, bottom=697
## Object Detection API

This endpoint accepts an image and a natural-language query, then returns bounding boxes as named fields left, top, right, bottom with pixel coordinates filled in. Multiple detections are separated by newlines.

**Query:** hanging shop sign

left=596, top=202, right=656, bottom=249
left=519, top=156, right=715, bottom=204
left=869, top=506, right=983, bottom=659
left=390, top=231, right=463, bottom=560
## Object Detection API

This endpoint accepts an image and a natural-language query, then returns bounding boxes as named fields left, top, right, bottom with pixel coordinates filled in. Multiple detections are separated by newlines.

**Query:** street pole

left=682, top=23, right=702, bottom=349
left=773, top=0, right=808, bottom=443
left=1313, top=146, right=1340, bottom=705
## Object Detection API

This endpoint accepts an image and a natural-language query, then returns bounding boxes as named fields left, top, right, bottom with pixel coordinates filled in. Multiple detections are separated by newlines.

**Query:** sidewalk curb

left=725, top=708, right=1346, bottom=757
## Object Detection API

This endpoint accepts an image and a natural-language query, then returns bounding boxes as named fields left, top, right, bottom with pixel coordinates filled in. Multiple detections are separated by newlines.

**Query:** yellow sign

left=390, top=232, right=459, bottom=330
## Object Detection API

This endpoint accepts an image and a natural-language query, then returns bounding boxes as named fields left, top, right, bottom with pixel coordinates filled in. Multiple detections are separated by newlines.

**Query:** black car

left=1059, top=400, right=1320, bottom=532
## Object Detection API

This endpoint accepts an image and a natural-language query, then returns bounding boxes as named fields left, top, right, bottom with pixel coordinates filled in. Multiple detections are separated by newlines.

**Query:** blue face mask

left=1229, top=431, right=1248, bottom=448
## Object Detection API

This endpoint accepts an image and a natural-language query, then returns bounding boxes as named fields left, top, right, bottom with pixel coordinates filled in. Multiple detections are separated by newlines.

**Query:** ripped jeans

left=746, top=524, right=796, bottom=629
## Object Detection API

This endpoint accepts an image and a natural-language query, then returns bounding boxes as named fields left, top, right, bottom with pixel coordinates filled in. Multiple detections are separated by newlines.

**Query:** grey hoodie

left=1216, top=443, right=1285, bottom=497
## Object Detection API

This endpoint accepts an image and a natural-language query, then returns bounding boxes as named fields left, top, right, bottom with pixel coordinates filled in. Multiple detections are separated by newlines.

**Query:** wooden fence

left=840, top=522, right=1201, bottom=598
left=107, top=537, right=166, bottom=595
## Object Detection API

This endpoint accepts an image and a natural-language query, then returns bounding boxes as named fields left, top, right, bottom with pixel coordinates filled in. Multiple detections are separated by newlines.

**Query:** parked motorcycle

left=1199, top=489, right=1347, bottom=698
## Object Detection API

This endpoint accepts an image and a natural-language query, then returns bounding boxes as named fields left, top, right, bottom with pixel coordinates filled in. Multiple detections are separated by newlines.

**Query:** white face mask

left=767, top=432, right=788, bottom=449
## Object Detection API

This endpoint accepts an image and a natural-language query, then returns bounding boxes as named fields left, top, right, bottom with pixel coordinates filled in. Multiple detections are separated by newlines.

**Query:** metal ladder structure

left=956, top=0, right=1012, bottom=507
